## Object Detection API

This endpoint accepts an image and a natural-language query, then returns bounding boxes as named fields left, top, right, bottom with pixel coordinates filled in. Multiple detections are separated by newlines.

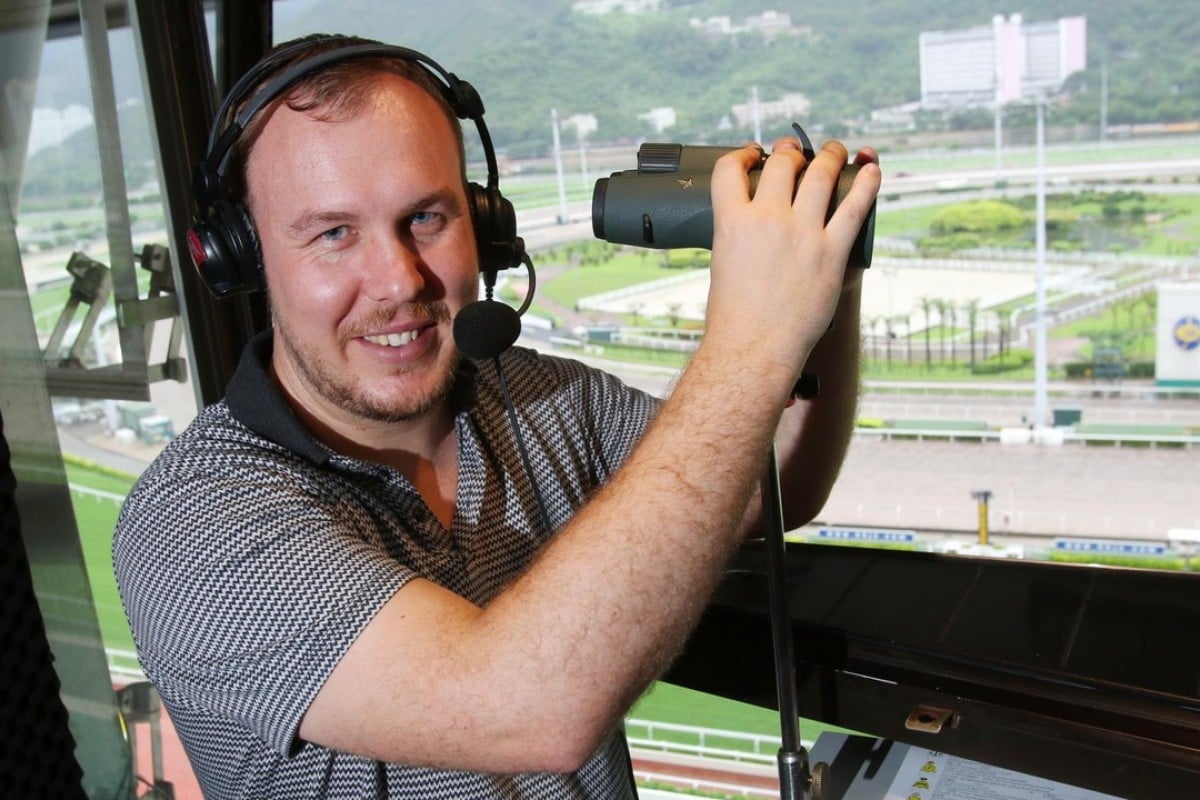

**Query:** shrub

left=971, top=348, right=1033, bottom=374
left=917, top=232, right=981, bottom=253
left=929, top=200, right=1025, bottom=235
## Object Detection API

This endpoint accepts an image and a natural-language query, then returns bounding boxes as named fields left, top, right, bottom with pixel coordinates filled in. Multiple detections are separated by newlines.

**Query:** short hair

left=220, top=34, right=467, bottom=211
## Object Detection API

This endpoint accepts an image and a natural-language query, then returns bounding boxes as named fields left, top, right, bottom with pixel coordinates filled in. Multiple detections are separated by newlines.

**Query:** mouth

left=351, top=302, right=449, bottom=353
left=361, top=329, right=423, bottom=348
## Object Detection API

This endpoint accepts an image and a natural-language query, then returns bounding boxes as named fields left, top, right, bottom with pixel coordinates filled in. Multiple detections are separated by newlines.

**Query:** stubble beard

left=275, top=302, right=460, bottom=423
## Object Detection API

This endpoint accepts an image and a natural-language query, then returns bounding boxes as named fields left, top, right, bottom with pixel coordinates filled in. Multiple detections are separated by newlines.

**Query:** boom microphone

left=453, top=300, right=522, bottom=360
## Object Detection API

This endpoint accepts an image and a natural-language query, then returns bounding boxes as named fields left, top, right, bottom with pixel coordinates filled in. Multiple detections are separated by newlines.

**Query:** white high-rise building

left=919, top=14, right=1087, bottom=109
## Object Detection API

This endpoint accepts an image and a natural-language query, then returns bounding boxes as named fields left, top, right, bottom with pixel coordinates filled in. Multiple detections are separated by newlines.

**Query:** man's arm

left=739, top=146, right=875, bottom=536
left=299, top=139, right=882, bottom=773
left=765, top=260, right=865, bottom=530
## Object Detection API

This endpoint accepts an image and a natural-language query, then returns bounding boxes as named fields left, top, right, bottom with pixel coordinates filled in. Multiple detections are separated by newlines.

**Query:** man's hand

left=705, top=137, right=881, bottom=399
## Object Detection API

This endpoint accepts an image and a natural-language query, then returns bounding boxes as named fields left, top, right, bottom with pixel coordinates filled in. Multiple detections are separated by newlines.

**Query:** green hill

left=20, top=0, right=1200, bottom=195
left=274, top=0, right=1200, bottom=150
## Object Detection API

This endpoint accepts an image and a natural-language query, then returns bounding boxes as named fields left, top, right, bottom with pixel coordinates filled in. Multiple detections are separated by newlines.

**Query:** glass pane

left=17, top=2, right=1182, bottom=796
left=4, top=1, right=199, bottom=795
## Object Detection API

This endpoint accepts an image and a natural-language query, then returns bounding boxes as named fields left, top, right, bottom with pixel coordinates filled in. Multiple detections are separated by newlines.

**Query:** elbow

left=502, top=706, right=620, bottom=774
left=748, top=485, right=832, bottom=538
left=781, top=457, right=845, bottom=530
left=789, top=489, right=833, bottom=529
left=530, top=739, right=601, bottom=775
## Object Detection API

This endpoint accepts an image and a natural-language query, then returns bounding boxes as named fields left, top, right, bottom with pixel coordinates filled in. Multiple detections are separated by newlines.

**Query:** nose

left=363, top=233, right=427, bottom=302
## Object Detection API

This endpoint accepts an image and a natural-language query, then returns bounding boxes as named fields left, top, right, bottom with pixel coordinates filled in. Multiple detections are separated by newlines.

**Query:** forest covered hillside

left=276, top=0, right=1200, bottom=150
left=20, top=0, right=1199, bottom=198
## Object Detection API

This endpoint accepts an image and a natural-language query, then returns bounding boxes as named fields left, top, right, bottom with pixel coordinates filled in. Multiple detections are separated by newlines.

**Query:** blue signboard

left=1052, top=538, right=1168, bottom=556
left=817, top=527, right=916, bottom=543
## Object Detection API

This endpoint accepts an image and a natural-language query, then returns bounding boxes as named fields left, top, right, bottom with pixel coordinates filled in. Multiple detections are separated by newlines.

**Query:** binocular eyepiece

left=592, top=142, right=875, bottom=269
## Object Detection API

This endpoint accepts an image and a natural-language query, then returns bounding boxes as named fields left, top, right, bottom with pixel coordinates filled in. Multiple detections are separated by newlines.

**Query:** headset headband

left=188, top=36, right=524, bottom=298
left=196, top=40, right=501, bottom=207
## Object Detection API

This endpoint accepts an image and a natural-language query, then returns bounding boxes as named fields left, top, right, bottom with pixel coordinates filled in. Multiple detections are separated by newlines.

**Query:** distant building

left=919, top=14, right=1087, bottom=109
left=689, top=14, right=734, bottom=35
left=741, top=11, right=805, bottom=41
left=573, top=0, right=661, bottom=15
left=638, top=106, right=676, bottom=134
left=867, top=100, right=922, bottom=132
left=730, top=91, right=810, bottom=128
left=690, top=11, right=811, bottom=41
left=562, top=113, right=598, bottom=138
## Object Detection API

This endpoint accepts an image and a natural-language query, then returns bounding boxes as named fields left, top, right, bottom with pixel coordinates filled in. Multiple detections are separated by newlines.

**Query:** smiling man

left=113, top=33, right=880, bottom=800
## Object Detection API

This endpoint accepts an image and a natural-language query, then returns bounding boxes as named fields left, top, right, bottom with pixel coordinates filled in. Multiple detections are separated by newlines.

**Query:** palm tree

left=965, top=299, right=981, bottom=369
left=934, top=299, right=949, bottom=364
left=884, top=317, right=895, bottom=369
left=863, top=316, right=881, bottom=363
left=875, top=316, right=888, bottom=363
left=919, top=297, right=935, bottom=370
left=993, top=308, right=1009, bottom=359
left=898, top=315, right=913, bottom=364
left=666, top=302, right=682, bottom=328
left=946, top=304, right=958, bottom=367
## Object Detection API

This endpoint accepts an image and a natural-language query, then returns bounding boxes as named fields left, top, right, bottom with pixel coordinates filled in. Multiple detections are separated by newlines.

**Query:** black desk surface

left=665, top=543, right=1200, bottom=800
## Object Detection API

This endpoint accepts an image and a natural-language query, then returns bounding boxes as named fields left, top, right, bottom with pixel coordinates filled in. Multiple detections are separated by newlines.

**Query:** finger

left=852, top=146, right=880, bottom=169
left=754, top=142, right=807, bottom=204
left=791, top=140, right=849, bottom=221
left=711, top=143, right=764, bottom=215
left=769, top=136, right=803, bottom=156
left=826, top=160, right=882, bottom=244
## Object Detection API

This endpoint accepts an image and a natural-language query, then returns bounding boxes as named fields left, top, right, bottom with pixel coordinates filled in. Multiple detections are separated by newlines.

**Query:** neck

left=269, top=362, right=461, bottom=527
left=305, top=401, right=461, bottom=530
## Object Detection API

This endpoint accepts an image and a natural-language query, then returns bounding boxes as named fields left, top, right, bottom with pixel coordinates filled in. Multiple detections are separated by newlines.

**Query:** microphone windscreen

left=453, top=300, right=522, bottom=360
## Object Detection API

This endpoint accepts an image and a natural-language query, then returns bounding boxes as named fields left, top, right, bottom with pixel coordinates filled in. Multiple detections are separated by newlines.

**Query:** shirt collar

left=225, top=330, right=480, bottom=466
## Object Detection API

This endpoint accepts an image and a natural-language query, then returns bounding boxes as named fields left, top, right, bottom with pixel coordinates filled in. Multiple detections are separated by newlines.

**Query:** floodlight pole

left=1033, top=94, right=1050, bottom=433
left=550, top=108, right=570, bottom=224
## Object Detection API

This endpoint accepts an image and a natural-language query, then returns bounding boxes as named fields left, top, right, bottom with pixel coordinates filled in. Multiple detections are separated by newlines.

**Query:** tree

left=863, top=317, right=881, bottom=363
left=666, top=302, right=682, bottom=328
left=934, top=299, right=949, bottom=364
left=874, top=316, right=888, bottom=363
left=965, top=299, right=981, bottom=369
left=929, top=200, right=1024, bottom=235
left=993, top=309, right=1010, bottom=359
left=945, top=303, right=958, bottom=366
left=898, top=316, right=913, bottom=365
left=629, top=302, right=644, bottom=328
left=919, top=297, right=935, bottom=371
left=884, top=317, right=895, bottom=370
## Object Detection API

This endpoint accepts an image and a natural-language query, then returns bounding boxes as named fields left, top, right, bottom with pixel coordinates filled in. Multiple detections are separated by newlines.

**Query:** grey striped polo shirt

left=114, top=333, right=659, bottom=798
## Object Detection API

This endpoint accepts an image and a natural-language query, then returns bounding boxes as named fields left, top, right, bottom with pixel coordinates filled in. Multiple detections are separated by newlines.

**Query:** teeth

left=365, top=330, right=418, bottom=347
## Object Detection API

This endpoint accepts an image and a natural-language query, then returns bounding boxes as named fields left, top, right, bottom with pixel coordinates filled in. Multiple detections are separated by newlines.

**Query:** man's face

left=245, top=73, right=479, bottom=427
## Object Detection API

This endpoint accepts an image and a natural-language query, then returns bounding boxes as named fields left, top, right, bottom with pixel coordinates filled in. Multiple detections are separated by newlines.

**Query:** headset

left=187, top=36, right=525, bottom=298
left=189, top=37, right=550, bottom=544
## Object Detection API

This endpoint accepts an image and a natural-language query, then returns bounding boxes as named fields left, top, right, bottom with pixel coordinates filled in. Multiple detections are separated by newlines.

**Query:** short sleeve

left=114, top=459, right=412, bottom=756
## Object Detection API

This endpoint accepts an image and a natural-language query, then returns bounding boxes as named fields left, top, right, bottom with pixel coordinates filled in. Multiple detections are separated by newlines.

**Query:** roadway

left=817, top=433, right=1199, bottom=545
left=545, top=345, right=1199, bottom=547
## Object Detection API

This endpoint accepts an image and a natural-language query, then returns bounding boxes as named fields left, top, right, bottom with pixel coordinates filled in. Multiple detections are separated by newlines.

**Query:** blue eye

left=321, top=225, right=349, bottom=242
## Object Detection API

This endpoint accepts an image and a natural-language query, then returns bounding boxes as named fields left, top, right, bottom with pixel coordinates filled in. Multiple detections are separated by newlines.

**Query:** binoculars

left=592, top=142, right=875, bottom=269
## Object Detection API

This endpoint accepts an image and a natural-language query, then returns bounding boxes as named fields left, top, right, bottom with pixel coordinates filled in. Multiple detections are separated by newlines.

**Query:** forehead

left=244, top=73, right=464, bottom=198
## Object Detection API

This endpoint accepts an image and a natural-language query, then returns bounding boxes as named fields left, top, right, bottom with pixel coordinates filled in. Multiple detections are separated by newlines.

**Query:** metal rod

left=761, top=444, right=810, bottom=799
left=80, top=0, right=146, bottom=374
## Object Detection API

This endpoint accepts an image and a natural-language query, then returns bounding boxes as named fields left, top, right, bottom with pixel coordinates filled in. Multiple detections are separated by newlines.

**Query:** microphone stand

left=761, top=443, right=827, bottom=800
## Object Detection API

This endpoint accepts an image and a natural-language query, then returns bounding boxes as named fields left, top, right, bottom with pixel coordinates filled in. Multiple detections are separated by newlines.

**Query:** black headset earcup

left=467, top=181, right=523, bottom=279
left=186, top=199, right=262, bottom=298
left=194, top=41, right=521, bottom=299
